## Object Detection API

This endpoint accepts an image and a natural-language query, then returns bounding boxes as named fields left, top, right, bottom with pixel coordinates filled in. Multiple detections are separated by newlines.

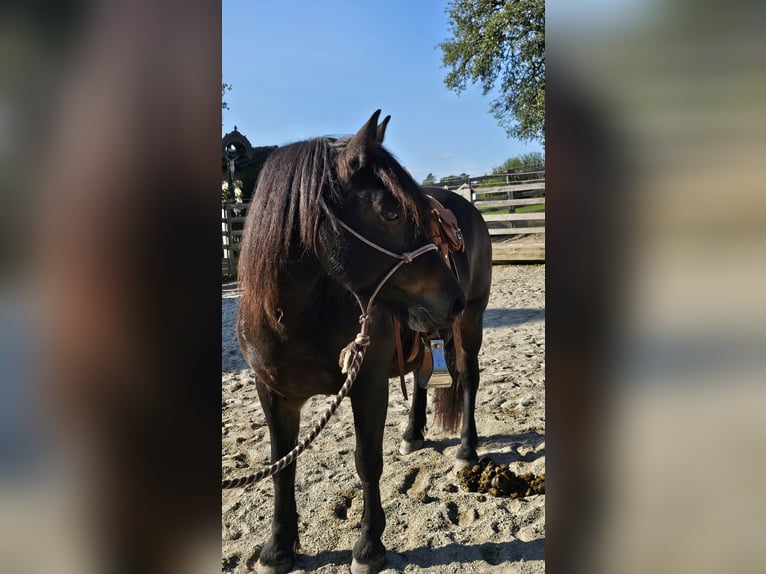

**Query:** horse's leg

left=255, top=382, right=302, bottom=574
left=399, top=372, right=427, bottom=455
left=350, top=378, right=388, bottom=574
left=453, top=308, right=484, bottom=471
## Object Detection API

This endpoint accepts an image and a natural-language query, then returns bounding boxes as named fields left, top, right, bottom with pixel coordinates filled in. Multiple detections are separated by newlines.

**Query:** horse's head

left=317, top=110, right=465, bottom=332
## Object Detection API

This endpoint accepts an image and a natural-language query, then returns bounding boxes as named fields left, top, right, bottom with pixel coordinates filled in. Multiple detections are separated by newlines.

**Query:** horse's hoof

left=257, top=558, right=294, bottom=574
left=453, top=458, right=476, bottom=474
left=399, top=439, right=424, bottom=455
left=350, top=554, right=386, bottom=574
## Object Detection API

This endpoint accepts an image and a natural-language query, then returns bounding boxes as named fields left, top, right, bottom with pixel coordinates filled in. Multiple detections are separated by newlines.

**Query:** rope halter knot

left=334, top=218, right=438, bottom=319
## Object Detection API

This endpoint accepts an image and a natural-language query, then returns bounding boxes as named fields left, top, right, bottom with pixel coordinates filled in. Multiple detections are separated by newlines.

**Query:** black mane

left=238, top=136, right=428, bottom=331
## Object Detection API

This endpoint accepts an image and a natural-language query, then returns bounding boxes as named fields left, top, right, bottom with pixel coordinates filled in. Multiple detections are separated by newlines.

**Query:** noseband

left=334, top=218, right=438, bottom=321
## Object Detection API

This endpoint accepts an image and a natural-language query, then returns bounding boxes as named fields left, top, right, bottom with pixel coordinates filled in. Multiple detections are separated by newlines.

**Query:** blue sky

left=222, top=1, right=542, bottom=184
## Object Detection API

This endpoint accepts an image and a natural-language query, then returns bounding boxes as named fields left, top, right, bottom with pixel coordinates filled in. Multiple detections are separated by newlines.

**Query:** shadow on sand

left=483, top=307, right=544, bottom=328
left=422, top=430, right=545, bottom=464
left=298, top=538, right=544, bottom=571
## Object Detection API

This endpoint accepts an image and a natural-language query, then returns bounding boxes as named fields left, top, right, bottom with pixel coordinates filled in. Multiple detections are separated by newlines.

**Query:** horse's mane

left=238, top=136, right=428, bottom=332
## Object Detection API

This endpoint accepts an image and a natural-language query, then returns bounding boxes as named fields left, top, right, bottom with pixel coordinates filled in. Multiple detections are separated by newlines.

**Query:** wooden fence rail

left=222, top=168, right=543, bottom=276
left=221, top=203, right=248, bottom=278
left=446, top=167, right=545, bottom=263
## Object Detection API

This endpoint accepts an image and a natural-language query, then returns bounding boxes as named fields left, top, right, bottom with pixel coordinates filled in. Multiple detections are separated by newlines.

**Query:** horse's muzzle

left=450, top=291, right=466, bottom=317
left=407, top=290, right=465, bottom=332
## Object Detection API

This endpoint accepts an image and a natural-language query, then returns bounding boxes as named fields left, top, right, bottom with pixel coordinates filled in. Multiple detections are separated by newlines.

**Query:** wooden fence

left=441, top=166, right=545, bottom=263
left=222, top=167, right=543, bottom=277
left=221, top=203, right=248, bottom=278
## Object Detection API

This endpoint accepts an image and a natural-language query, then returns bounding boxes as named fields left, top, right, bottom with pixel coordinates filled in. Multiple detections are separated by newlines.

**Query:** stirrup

left=419, top=339, right=452, bottom=389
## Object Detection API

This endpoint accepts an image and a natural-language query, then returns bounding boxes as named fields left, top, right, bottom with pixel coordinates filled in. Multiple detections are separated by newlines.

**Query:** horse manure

left=456, top=466, right=481, bottom=492
left=456, top=457, right=545, bottom=498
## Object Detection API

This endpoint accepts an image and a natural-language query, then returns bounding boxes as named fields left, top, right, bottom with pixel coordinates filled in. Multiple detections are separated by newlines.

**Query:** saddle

left=426, top=195, right=464, bottom=262
left=393, top=195, right=464, bottom=399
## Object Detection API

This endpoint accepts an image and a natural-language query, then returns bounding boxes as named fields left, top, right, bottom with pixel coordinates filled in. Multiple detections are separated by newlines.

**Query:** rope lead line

left=222, top=333, right=369, bottom=490
left=222, top=214, right=437, bottom=490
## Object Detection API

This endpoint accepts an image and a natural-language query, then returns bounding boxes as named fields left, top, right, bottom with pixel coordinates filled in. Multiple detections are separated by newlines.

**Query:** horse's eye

left=370, top=190, right=400, bottom=221
left=382, top=209, right=400, bottom=221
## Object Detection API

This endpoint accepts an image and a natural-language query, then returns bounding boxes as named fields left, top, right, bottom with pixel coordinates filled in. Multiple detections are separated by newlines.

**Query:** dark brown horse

left=236, top=110, right=491, bottom=574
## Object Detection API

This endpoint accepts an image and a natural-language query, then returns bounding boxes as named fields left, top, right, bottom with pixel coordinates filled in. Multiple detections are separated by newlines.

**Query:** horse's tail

left=433, top=338, right=463, bottom=433
left=433, top=382, right=463, bottom=433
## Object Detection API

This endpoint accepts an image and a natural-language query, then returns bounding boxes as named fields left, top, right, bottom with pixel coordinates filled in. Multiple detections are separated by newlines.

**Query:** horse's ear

left=337, top=109, right=382, bottom=184
left=376, top=115, right=391, bottom=144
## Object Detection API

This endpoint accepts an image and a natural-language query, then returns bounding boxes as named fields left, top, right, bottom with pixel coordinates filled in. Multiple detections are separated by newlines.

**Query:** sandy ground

left=222, top=264, right=545, bottom=573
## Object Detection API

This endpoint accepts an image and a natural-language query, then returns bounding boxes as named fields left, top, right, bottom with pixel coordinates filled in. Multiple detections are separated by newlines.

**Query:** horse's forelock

left=371, top=148, right=429, bottom=226
left=330, top=137, right=428, bottom=224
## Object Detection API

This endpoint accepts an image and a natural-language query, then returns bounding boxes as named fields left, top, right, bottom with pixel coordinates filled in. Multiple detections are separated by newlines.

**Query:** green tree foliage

left=492, top=151, right=544, bottom=174
left=221, top=181, right=235, bottom=203
left=222, top=82, right=231, bottom=110
left=441, top=0, right=544, bottom=142
left=422, top=173, right=436, bottom=185
left=438, top=173, right=470, bottom=187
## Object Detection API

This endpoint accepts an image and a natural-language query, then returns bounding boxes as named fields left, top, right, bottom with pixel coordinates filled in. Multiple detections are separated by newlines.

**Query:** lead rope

left=222, top=220, right=438, bottom=490
left=222, top=319, right=370, bottom=490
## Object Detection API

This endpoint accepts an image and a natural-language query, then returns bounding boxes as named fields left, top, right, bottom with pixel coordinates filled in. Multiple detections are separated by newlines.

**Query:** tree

left=422, top=173, right=436, bottom=185
left=441, top=0, right=544, bottom=142
left=492, top=151, right=545, bottom=174
left=222, top=82, right=232, bottom=111
left=438, top=173, right=469, bottom=187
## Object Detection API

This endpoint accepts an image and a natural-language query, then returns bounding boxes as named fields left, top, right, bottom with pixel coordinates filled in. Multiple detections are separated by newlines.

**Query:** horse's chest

left=266, top=336, right=347, bottom=397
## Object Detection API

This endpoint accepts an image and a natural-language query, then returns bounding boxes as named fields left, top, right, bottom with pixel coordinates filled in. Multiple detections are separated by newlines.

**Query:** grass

left=478, top=203, right=545, bottom=216
left=516, top=204, right=545, bottom=213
